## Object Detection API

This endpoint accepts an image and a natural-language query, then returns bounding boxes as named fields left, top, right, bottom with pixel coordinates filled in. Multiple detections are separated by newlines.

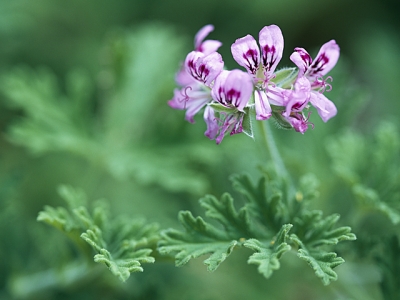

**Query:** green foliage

left=374, top=236, right=400, bottom=300
left=38, top=185, right=158, bottom=282
left=244, top=224, right=292, bottom=278
left=0, top=24, right=223, bottom=196
left=271, top=67, right=298, bottom=89
left=327, top=122, right=400, bottom=224
left=159, top=173, right=356, bottom=285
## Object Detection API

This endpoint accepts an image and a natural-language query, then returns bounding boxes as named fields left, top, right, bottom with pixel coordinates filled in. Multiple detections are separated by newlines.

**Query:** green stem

left=257, top=121, right=286, bottom=177
left=257, top=121, right=295, bottom=195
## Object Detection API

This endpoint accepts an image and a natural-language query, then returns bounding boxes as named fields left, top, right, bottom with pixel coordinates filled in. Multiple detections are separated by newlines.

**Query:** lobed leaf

left=38, top=185, right=158, bottom=281
left=296, top=249, right=344, bottom=285
left=159, top=173, right=355, bottom=284
left=244, top=224, right=292, bottom=278
left=159, top=210, right=238, bottom=271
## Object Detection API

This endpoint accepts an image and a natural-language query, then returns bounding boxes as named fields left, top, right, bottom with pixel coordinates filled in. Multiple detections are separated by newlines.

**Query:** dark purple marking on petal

left=299, top=51, right=312, bottom=66
left=262, top=45, right=277, bottom=71
left=188, top=59, right=210, bottom=83
left=309, top=53, right=329, bottom=76
left=226, top=89, right=241, bottom=107
left=242, top=49, right=259, bottom=74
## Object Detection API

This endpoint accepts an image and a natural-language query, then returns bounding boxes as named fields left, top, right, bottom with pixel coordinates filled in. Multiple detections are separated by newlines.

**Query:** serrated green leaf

left=160, top=240, right=238, bottom=271
left=231, top=174, right=287, bottom=234
left=297, top=249, right=344, bottom=285
left=37, top=206, right=78, bottom=232
left=38, top=185, right=158, bottom=281
left=200, top=194, right=254, bottom=238
left=94, top=249, right=143, bottom=281
left=160, top=173, right=355, bottom=284
left=244, top=224, right=292, bottom=278
left=294, top=211, right=356, bottom=248
left=159, top=210, right=238, bottom=271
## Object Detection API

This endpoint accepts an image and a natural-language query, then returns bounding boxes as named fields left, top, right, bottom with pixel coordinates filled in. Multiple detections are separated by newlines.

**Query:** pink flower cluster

left=168, top=25, right=340, bottom=144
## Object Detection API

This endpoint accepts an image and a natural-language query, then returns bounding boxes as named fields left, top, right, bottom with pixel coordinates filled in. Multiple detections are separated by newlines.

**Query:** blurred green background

left=0, top=0, right=399, bottom=299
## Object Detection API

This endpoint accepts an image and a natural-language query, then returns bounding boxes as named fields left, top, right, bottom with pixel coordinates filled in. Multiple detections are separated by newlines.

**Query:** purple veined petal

left=231, top=35, right=260, bottom=75
left=204, top=105, right=220, bottom=140
left=215, top=114, right=241, bottom=144
left=211, top=70, right=253, bottom=111
left=185, top=51, right=224, bottom=86
left=230, top=113, right=244, bottom=135
left=290, top=48, right=312, bottom=77
left=282, top=76, right=311, bottom=116
left=309, top=91, right=337, bottom=122
left=266, top=85, right=286, bottom=106
left=211, top=70, right=229, bottom=104
left=259, top=25, right=284, bottom=77
left=308, top=40, right=340, bottom=78
left=254, top=89, right=272, bottom=120
left=284, top=112, right=309, bottom=134
left=195, top=25, right=214, bottom=49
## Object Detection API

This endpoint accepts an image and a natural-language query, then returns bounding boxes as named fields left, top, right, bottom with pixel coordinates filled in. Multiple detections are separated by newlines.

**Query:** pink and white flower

left=168, top=25, right=224, bottom=123
left=290, top=40, right=340, bottom=122
left=231, top=25, right=286, bottom=120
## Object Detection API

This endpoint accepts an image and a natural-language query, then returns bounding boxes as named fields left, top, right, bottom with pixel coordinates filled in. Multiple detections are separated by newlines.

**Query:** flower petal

left=199, top=40, right=223, bottom=55
left=211, top=70, right=253, bottom=111
left=204, top=105, right=219, bottom=140
left=284, top=112, right=309, bottom=134
left=215, top=114, right=243, bottom=144
left=185, top=51, right=224, bottom=86
left=195, top=25, right=214, bottom=49
left=290, top=47, right=312, bottom=77
left=282, top=76, right=310, bottom=116
left=309, top=91, right=337, bottom=122
left=231, top=35, right=260, bottom=75
left=175, top=65, right=197, bottom=86
left=266, top=85, right=286, bottom=106
left=259, top=25, right=284, bottom=76
left=308, top=40, right=340, bottom=77
left=254, top=90, right=272, bottom=120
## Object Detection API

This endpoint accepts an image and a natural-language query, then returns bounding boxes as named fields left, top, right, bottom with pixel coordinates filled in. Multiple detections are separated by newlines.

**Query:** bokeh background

left=0, top=0, right=399, bottom=299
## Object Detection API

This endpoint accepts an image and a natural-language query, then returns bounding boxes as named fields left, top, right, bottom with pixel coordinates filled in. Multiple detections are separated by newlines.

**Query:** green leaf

left=159, top=173, right=355, bottom=284
left=200, top=194, right=255, bottom=238
left=159, top=210, right=237, bottom=271
left=231, top=174, right=287, bottom=234
left=296, top=248, right=344, bottom=285
left=294, top=211, right=356, bottom=247
left=327, top=122, right=400, bottom=224
left=271, top=109, right=293, bottom=131
left=242, top=107, right=254, bottom=139
left=353, top=184, right=400, bottom=224
left=244, top=224, right=292, bottom=278
left=209, top=102, right=238, bottom=114
left=270, top=67, right=298, bottom=88
left=38, top=185, right=158, bottom=281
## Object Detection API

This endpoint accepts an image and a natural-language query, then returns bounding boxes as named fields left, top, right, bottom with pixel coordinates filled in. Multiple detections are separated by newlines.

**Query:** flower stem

left=257, top=121, right=285, bottom=176
left=257, top=120, right=295, bottom=194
